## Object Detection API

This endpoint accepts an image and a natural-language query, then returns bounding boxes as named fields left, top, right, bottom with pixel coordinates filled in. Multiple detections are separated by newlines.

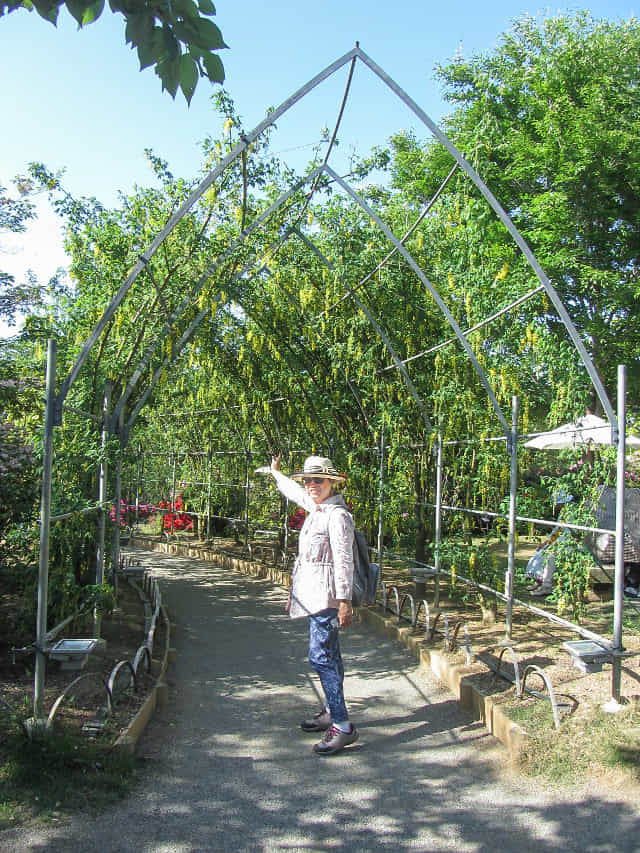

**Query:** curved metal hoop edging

left=492, top=646, right=522, bottom=697
left=414, top=598, right=430, bottom=633
left=449, top=620, right=469, bottom=655
left=389, top=586, right=401, bottom=617
left=47, top=672, right=112, bottom=727
left=378, top=580, right=386, bottom=608
left=132, top=645, right=152, bottom=677
left=520, top=664, right=561, bottom=730
left=398, top=593, right=416, bottom=626
left=108, top=659, right=137, bottom=699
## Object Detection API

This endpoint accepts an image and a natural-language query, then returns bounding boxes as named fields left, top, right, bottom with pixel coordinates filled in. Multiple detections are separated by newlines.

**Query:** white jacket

left=270, top=469, right=355, bottom=619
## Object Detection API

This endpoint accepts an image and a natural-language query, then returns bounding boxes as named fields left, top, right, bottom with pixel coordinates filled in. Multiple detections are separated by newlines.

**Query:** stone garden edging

left=129, top=536, right=528, bottom=760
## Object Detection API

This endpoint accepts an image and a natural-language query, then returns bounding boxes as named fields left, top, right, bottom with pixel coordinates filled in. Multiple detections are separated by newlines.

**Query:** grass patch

left=507, top=698, right=640, bottom=784
left=0, top=705, right=138, bottom=828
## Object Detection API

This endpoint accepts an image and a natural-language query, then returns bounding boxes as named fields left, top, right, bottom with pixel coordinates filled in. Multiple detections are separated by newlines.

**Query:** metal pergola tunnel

left=34, top=44, right=633, bottom=721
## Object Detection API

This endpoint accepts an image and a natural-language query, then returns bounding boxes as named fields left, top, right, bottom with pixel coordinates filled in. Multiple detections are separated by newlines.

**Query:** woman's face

left=303, top=477, right=333, bottom=505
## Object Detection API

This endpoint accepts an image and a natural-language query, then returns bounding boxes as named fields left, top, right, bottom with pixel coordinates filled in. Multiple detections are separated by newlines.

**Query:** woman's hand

left=337, top=600, right=353, bottom=628
left=271, top=454, right=281, bottom=471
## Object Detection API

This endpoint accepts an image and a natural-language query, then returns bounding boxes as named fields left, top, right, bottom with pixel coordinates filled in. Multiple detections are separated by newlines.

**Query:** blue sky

left=0, top=1, right=637, bottom=334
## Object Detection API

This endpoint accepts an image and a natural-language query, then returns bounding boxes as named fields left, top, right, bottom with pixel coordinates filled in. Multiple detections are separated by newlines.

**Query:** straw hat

left=292, top=455, right=346, bottom=482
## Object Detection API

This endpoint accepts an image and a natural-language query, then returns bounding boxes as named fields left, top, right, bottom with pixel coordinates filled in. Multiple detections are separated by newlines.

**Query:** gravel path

left=3, top=547, right=640, bottom=852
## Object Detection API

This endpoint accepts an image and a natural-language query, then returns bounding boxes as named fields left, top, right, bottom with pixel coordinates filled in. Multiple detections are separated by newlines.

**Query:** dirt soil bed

left=0, top=578, right=157, bottom=739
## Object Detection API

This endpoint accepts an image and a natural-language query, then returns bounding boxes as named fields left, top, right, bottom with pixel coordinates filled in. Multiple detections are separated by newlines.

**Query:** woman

left=266, top=454, right=358, bottom=756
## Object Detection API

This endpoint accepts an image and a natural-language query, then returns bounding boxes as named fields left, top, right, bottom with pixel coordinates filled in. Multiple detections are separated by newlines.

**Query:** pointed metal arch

left=111, top=169, right=321, bottom=428
left=352, top=46, right=617, bottom=438
left=290, top=228, right=434, bottom=434
left=321, top=165, right=511, bottom=438
left=54, top=47, right=360, bottom=419
left=54, top=44, right=616, bottom=445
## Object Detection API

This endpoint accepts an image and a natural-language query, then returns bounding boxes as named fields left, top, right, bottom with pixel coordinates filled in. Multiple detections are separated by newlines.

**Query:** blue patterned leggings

left=308, top=608, right=348, bottom=724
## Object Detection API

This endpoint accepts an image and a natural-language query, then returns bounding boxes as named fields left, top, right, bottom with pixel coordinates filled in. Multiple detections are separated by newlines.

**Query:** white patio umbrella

left=524, top=414, right=640, bottom=451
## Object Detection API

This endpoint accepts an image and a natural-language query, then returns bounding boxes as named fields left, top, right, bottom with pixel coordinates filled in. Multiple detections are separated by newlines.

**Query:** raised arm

left=269, top=455, right=314, bottom=512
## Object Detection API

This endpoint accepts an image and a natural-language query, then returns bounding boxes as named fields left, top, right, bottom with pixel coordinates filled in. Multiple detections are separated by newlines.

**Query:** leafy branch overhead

left=0, top=0, right=227, bottom=103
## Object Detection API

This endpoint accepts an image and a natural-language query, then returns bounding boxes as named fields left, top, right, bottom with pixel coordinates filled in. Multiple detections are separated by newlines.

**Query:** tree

left=417, top=13, right=640, bottom=413
left=0, top=0, right=227, bottom=103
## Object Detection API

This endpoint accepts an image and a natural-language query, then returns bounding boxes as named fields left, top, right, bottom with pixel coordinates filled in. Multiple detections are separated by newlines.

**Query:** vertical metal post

left=135, top=442, right=142, bottom=527
left=611, top=365, right=627, bottom=704
left=244, top=438, right=252, bottom=549
left=282, top=447, right=291, bottom=569
left=171, top=450, right=176, bottom=536
left=96, top=381, right=112, bottom=588
left=505, top=395, right=519, bottom=641
left=206, top=444, right=212, bottom=539
left=377, top=430, right=385, bottom=571
left=33, top=339, right=56, bottom=720
left=95, top=380, right=111, bottom=638
left=112, top=416, right=124, bottom=599
left=434, top=434, right=443, bottom=608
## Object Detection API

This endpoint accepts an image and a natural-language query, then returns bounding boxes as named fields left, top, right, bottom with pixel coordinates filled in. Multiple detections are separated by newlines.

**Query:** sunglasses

left=303, top=477, right=328, bottom=485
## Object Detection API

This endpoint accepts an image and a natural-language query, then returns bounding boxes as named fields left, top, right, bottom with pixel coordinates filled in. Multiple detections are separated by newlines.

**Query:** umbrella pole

left=609, top=365, right=627, bottom=707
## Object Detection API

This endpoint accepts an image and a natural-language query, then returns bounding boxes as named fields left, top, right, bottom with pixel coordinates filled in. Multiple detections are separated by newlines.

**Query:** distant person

left=260, top=454, right=358, bottom=755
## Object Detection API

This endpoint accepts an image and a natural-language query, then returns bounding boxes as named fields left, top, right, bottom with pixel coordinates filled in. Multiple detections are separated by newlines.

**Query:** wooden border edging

left=357, top=606, right=529, bottom=761
left=128, top=536, right=528, bottom=760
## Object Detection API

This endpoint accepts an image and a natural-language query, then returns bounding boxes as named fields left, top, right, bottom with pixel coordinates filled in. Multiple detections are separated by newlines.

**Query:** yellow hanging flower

left=495, top=261, right=509, bottom=282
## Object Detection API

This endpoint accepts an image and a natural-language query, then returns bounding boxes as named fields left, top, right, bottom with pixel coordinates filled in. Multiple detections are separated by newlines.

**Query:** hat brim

left=292, top=471, right=346, bottom=483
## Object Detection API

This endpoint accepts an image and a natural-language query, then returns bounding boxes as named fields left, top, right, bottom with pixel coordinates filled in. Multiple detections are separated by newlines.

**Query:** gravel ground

left=2, top=547, right=640, bottom=853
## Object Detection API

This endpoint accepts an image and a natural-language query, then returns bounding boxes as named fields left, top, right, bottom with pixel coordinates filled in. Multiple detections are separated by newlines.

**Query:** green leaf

left=124, top=11, right=153, bottom=48
left=65, top=0, right=89, bottom=25
left=156, top=56, right=180, bottom=98
left=173, top=0, right=200, bottom=22
left=135, top=26, right=165, bottom=69
left=198, top=0, right=215, bottom=14
left=201, top=51, right=224, bottom=83
left=179, top=16, right=226, bottom=51
left=179, top=53, right=198, bottom=105
left=32, top=0, right=59, bottom=23
left=162, top=22, right=180, bottom=61
left=80, top=0, right=102, bottom=24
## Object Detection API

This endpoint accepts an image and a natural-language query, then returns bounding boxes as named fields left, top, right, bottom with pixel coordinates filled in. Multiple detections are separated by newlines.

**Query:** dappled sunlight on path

left=3, top=547, right=640, bottom=852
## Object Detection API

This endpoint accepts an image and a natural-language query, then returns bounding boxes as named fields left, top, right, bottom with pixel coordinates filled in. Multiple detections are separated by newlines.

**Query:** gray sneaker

left=313, top=724, right=359, bottom=755
left=301, top=709, right=332, bottom=732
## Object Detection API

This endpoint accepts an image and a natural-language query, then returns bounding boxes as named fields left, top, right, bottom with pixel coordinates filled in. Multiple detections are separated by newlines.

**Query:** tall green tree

left=392, top=13, right=640, bottom=417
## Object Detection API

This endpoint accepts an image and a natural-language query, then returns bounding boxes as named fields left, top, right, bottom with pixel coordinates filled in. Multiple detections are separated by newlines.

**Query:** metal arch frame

left=352, top=46, right=617, bottom=439
left=34, top=46, right=624, bottom=719
left=290, top=228, right=434, bottom=434
left=119, top=252, right=369, bottom=447
left=111, top=170, right=321, bottom=429
left=53, top=46, right=362, bottom=422
left=52, top=44, right=615, bottom=442
left=321, top=164, right=512, bottom=439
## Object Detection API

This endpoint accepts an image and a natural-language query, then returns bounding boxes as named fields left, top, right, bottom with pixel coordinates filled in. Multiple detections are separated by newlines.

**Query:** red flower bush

left=288, top=507, right=306, bottom=530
